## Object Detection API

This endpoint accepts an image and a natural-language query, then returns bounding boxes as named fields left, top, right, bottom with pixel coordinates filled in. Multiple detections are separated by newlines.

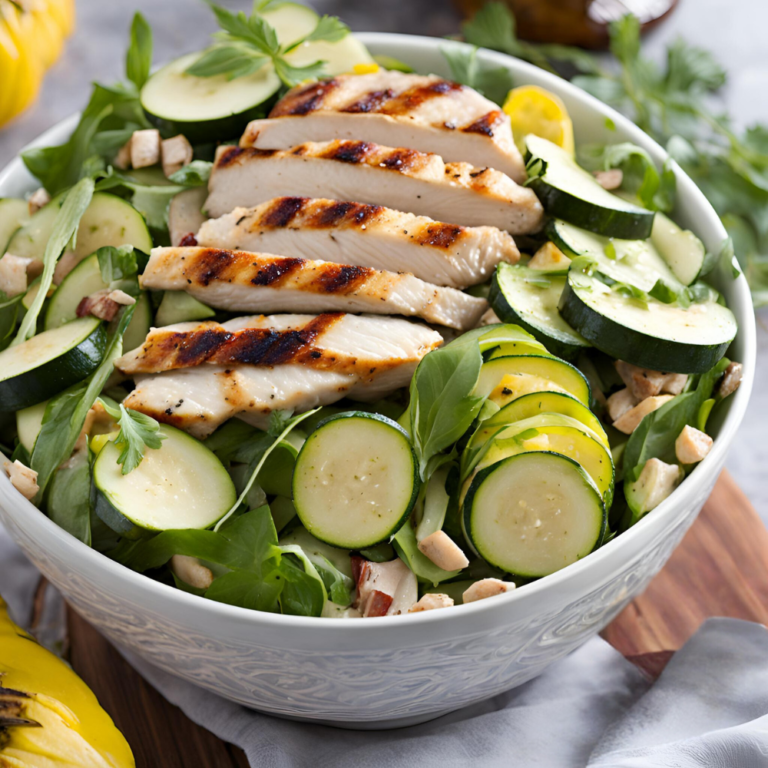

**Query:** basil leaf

left=13, top=177, right=95, bottom=345
left=276, top=554, right=326, bottom=617
left=30, top=302, right=136, bottom=496
left=126, top=12, right=153, bottom=90
left=96, top=244, right=145, bottom=283
left=440, top=43, right=515, bottom=105
left=169, top=161, right=213, bottom=187
left=205, top=570, right=283, bottom=612
left=46, top=449, right=92, bottom=545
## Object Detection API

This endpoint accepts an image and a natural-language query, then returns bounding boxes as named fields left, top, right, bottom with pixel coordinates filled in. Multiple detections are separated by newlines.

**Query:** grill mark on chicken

left=124, top=314, right=348, bottom=374
left=323, top=140, right=373, bottom=164
left=413, top=223, right=464, bottom=249
left=272, top=78, right=340, bottom=116
left=462, top=110, right=504, bottom=138
left=342, top=88, right=396, bottom=113
left=314, top=263, right=374, bottom=293
left=378, top=147, right=423, bottom=171
left=379, top=79, right=462, bottom=114
left=311, top=199, right=381, bottom=228
left=249, top=256, right=305, bottom=286
left=192, top=248, right=234, bottom=286
left=216, top=146, right=247, bottom=167
left=260, top=196, right=306, bottom=227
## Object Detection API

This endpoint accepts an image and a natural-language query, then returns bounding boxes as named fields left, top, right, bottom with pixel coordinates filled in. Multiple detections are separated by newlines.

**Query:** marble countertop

left=1, top=0, right=766, bottom=519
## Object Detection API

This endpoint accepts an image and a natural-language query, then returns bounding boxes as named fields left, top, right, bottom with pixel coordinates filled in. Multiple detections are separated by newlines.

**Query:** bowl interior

left=0, top=33, right=756, bottom=631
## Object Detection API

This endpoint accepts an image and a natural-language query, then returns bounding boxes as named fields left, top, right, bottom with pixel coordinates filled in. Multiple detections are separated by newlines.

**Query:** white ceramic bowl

left=0, top=34, right=755, bottom=729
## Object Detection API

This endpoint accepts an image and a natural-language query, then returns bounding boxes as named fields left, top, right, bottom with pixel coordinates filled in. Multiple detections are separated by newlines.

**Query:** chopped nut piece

left=27, top=187, right=51, bottom=215
left=3, top=460, right=39, bottom=500
left=661, top=373, right=688, bottom=395
left=528, top=241, right=571, bottom=271
left=718, top=362, right=743, bottom=399
left=0, top=253, right=32, bottom=297
left=478, top=307, right=500, bottom=327
left=161, top=134, right=193, bottom=178
left=417, top=530, right=469, bottom=572
left=170, top=555, right=214, bottom=590
left=593, top=168, right=623, bottom=190
left=675, top=425, right=713, bottom=464
left=107, top=289, right=136, bottom=306
left=114, top=139, right=132, bottom=170
left=354, top=558, right=417, bottom=617
left=130, top=129, right=161, bottom=169
left=363, top=590, right=393, bottom=617
left=612, top=395, right=675, bottom=434
left=606, top=387, right=638, bottom=422
left=409, top=593, right=454, bottom=612
left=615, top=360, right=666, bottom=400
left=76, top=289, right=123, bottom=321
left=462, top=578, right=514, bottom=604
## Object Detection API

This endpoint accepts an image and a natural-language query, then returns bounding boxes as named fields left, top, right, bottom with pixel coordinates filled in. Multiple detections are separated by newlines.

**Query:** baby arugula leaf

left=440, top=43, right=515, bottom=106
left=187, top=1, right=349, bottom=86
left=125, top=12, right=153, bottom=90
left=13, top=177, right=95, bottom=345
left=96, top=400, right=165, bottom=475
left=31, top=302, right=137, bottom=496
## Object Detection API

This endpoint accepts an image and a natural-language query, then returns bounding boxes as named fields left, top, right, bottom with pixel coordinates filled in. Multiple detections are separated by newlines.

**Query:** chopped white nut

left=661, top=373, right=688, bottom=395
left=629, top=458, right=681, bottom=515
left=107, top=289, right=136, bottom=306
left=170, top=555, right=214, bottom=590
left=130, top=129, right=161, bottom=169
left=615, top=360, right=666, bottom=400
left=0, top=253, right=32, bottom=297
left=675, top=425, right=713, bottom=464
left=593, top=168, right=623, bottom=190
left=162, top=134, right=193, bottom=178
left=409, top=593, right=454, bottom=612
left=528, top=241, right=571, bottom=270
left=462, top=578, right=514, bottom=604
left=3, top=460, right=39, bottom=500
left=114, top=139, right=132, bottom=170
left=27, top=187, right=51, bottom=215
left=53, top=250, right=81, bottom=285
left=718, top=362, right=743, bottom=399
left=417, top=530, right=469, bottom=572
left=612, top=395, right=674, bottom=434
left=606, top=387, right=639, bottom=422
left=478, top=307, right=500, bottom=327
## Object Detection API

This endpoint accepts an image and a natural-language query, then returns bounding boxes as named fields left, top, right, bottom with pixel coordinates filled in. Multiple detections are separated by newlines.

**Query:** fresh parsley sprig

left=97, top=399, right=165, bottom=474
left=186, top=1, right=349, bottom=87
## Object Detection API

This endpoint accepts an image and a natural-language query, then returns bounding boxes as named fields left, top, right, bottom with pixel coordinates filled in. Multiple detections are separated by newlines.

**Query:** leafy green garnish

left=96, top=244, right=146, bottom=283
left=30, top=303, right=137, bottom=496
left=393, top=520, right=462, bottom=587
left=168, top=160, right=212, bottom=187
left=125, top=12, right=153, bottom=90
left=46, top=450, right=92, bottom=545
left=97, top=399, right=165, bottom=474
left=187, top=1, right=349, bottom=86
left=440, top=42, right=514, bottom=105
left=13, top=177, right=95, bottom=345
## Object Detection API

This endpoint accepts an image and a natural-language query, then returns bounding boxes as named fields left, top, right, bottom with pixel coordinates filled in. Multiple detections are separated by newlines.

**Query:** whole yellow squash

left=0, top=596, right=135, bottom=767
left=0, top=0, right=74, bottom=127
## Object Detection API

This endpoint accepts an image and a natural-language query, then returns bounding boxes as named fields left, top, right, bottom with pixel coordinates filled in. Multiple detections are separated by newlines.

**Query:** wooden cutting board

left=66, top=470, right=768, bottom=768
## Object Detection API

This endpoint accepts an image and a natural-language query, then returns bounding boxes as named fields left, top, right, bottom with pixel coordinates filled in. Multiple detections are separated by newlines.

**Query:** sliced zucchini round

left=0, top=318, right=106, bottom=411
left=0, top=198, right=29, bottom=254
left=141, top=4, right=373, bottom=144
left=548, top=219, right=680, bottom=293
left=292, top=412, right=419, bottom=549
left=154, top=291, right=215, bottom=327
left=484, top=391, right=608, bottom=447
left=489, top=262, right=589, bottom=360
left=525, top=135, right=655, bottom=240
left=462, top=452, right=605, bottom=578
left=92, top=424, right=236, bottom=539
left=650, top=212, right=706, bottom=286
left=560, top=269, right=738, bottom=373
left=472, top=414, right=614, bottom=506
left=6, top=193, right=153, bottom=268
left=16, top=400, right=48, bottom=454
left=475, top=354, right=591, bottom=408
left=44, top=252, right=152, bottom=353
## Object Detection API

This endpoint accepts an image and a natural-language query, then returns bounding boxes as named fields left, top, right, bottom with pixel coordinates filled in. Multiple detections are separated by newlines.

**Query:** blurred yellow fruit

left=0, top=595, right=135, bottom=767
left=503, top=84, right=575, bottom=156
left=0, top=0, right=75, bottom=127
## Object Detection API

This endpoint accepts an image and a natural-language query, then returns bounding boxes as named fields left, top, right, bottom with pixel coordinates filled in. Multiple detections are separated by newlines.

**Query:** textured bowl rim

left=0, top=32, right=755, bottom=631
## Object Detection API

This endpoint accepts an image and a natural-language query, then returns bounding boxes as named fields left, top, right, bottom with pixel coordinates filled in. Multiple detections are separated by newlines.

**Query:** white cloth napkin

left=4, top=528, right=768, bottom=768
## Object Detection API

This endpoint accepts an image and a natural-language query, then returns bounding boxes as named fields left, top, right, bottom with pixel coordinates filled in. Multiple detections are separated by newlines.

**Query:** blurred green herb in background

left=459, top=3, right=768, bottom=306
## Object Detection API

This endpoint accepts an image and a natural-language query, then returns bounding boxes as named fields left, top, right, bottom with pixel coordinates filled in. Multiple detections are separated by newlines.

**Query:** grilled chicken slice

left=205, top=141, right=543, bottom=234
left=141, top=247, right=488, bottom=330
left=117, top=313, right=442, bottom=438
left=243, top=71, right=526, bottom=182
left=196, top=198, right=519, bottom=288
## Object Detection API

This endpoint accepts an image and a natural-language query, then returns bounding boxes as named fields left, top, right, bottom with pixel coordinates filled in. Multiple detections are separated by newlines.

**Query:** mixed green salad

left=0, top=2, right=743, bottom=619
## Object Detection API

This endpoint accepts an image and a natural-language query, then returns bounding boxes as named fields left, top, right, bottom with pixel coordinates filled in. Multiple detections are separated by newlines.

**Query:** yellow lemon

left=503, top=85, right=575, bottom=156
